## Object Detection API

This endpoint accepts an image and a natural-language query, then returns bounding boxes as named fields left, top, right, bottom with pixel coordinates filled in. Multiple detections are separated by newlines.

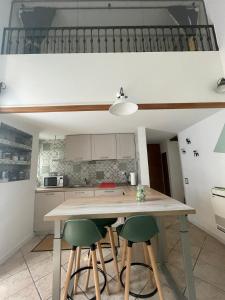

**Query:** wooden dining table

left=44, top=187, right=197, bottom=300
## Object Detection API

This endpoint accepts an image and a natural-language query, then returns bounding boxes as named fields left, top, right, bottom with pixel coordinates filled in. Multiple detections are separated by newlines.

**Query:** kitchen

left=35, top=133, right=137, bottom=234
left=1, top=108, right=225, bottom=300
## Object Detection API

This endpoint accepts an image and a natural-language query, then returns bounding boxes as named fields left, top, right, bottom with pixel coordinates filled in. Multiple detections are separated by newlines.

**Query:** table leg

left=179, top=215, right=197, bottom=300
left=157, top=217, right=167, bottom=265
left=52, top=220, right=61, bottom=300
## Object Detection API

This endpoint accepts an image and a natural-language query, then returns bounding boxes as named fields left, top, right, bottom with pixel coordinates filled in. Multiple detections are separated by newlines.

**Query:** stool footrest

left=67, top=266, right=107, bottom=300
left=120, top=262, right=158, bottom=299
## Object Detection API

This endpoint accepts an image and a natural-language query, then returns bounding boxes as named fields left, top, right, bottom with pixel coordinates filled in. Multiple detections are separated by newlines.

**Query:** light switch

left=184, top=178, right=189, bottom=184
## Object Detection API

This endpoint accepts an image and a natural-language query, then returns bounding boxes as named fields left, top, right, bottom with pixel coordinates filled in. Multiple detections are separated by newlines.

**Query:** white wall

left=160, top=140, right=185, bottom=202
left=0, top=115, right=39, bottom=263
left=0, top=52, right=224, bottom=107
left=0, top=0, right=11, bottom=48
left=179, top=109, right=225, bottom=244
left=136, top=127, right=150, bottom=186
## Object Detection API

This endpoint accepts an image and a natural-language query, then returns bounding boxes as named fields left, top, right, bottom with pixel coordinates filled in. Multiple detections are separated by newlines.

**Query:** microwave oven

left=44, top=175, right=68, bottom=187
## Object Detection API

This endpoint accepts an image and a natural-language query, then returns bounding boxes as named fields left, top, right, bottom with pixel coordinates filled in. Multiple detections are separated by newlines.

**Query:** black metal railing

left=1, top=25, right=218, bottom=55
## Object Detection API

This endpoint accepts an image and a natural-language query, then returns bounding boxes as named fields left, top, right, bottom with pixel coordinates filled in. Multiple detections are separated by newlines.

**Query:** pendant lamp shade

left=109, top=87, right=138, bottom=116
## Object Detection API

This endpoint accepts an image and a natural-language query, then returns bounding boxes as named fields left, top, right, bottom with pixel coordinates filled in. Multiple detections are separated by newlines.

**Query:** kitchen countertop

left=36, top=184, right=130, bottom=193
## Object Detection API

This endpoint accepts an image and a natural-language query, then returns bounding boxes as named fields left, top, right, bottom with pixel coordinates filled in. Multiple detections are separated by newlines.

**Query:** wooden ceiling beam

left=0, top=102, right=225, bottom=113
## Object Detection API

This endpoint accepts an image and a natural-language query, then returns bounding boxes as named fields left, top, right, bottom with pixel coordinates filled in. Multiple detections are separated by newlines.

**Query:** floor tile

left=168, top=242, right=201, bottom=268
left=28, top=254, right=53, bottom=281
left=188, top=225, right=207, bottom=249
left=198, top=243, right=225, bottom=271
left=7, top=283, right=41, bottom=300
left=142, top=281, right=176, bottom=300
left=24, top=250, right=52, bottom=267
left=185, top=277, right=225, bottom=300
left=0, top=269, right=33, bottom=299
left=35, top=267, right=66, bottom=300
left=194, top=259, right=225, bottom=292
left=20, top=236, right=43, bottom=256
left=203, top=235, right=225, bottom=256
left=0, top=251, right=27, bottom=282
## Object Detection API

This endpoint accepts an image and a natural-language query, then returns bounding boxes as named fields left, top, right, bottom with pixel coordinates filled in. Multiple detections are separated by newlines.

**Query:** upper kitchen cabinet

left=65, top=135, right=92, bottom=161
left=92, top=134, right=117, bottom=160
left=116, top=134, right=135, bottom=160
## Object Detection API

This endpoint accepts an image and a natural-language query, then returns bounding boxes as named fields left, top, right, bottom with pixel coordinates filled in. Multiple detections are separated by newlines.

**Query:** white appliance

left=130, top=172, right=136, bottom=186
left=44, top=175, right=68, bottom=188
left=211, top=187, right=225, bottom=233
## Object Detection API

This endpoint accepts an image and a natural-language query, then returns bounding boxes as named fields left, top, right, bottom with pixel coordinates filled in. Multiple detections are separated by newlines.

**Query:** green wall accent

left=215, top=124, right=225, bottom=153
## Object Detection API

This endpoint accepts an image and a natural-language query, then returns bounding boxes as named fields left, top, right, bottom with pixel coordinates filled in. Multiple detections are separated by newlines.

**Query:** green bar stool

left=117, top=215, right=164, bottom=300
left=91, top=218, right=120, bottom=282
left=62, top=219, right=109, bottom=300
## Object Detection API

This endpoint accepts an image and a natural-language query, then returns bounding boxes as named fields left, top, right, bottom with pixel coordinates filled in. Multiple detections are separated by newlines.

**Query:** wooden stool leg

left=97, top=242, right=110, bottom=295
left=146, top=243, right=164, bottom=300
left=124, top=243, right=132, bottom=300
left=92, top=248, right=101, bottom=300
left=143, top=243, right=154, bottom=288
left=121, top=239, right=127, bottom=271
left=84, top=251, right=92, bottom=291
left=108, top=227, right=120, bottom=282
left=73, top=247, right=81, bottom=294
left=62, top=247, right=76, bottom=300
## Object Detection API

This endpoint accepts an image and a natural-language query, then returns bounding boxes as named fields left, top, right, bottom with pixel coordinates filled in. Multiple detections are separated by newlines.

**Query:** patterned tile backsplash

left=37, top=139, right=137, bottom=186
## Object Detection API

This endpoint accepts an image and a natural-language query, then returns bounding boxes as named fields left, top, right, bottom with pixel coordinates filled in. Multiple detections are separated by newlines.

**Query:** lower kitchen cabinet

left=65, top=190, right=94, bottom=200
left=95, top=188, right=123, bottom=197
left=34, top=192, right=65, bottom=233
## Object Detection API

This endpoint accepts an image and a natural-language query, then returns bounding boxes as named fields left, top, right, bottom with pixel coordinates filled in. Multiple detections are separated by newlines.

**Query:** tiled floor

left=1, top=218, right=225, bottom=300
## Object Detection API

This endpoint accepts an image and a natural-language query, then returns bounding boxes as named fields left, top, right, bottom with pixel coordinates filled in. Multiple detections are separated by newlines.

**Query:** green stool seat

left=117, top=215, right=158, bottom=243
left=63, top=219, right=107, bottom=247
left=92, top=218, right=117, bottom=228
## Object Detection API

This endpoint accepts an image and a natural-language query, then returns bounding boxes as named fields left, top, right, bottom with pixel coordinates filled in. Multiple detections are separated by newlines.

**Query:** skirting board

left=0, top=232, right=34, bottom=265
left=189, top=219, right=225, bottom=246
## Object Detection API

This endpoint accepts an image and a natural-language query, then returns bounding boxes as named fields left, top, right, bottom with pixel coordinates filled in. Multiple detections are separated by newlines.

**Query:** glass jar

left=136, top=185, right=146, bottom=202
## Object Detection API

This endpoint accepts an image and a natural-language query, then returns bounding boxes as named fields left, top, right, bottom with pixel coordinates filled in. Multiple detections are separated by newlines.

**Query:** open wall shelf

left=0, top=122, right=33, bottom=182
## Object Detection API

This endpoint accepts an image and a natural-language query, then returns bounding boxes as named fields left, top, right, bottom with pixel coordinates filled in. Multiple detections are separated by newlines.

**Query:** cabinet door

left=95, top=188, right=123, bottom=197
left=65, top=190, right=94, bottom=200
left=116, top=134, right=135, bottom=159
left=34, top=192, right=64, bottom=233
left=92, top=134, right=116, bottom=160
left=65, top=135, right=91, bottom=161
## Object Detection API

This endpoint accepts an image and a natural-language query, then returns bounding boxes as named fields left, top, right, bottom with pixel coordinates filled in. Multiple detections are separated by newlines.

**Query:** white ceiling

left=13, top=108, right=220, bottom=140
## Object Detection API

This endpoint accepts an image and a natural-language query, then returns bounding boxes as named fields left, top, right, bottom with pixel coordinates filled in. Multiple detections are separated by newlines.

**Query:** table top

left=44, top=187, right=195, bottom=221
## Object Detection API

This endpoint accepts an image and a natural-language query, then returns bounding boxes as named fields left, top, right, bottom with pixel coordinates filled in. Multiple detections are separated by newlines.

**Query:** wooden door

left=161, top=152, right=171, bottom=196
left=147, top=144, right=164, bottom=193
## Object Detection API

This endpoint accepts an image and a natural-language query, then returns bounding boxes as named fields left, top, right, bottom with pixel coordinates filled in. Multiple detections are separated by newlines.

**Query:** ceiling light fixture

left=216, top=78, right=225, bottom=93
left=109, top=87, right=138, bottom=116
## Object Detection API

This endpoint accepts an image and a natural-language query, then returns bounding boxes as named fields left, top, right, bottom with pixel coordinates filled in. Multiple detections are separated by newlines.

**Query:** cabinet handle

left=100, top=156, right=108, bottom=159
left=45, top=193, right=56, bottom=196
left=104, top=190, right=115, bottom=193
